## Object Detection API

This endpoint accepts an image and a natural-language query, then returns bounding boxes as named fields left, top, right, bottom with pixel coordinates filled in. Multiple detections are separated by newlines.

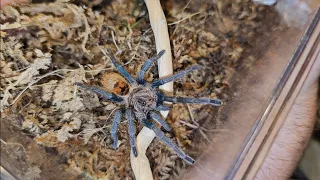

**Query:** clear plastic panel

left=182, top=3, right=320, bottom=180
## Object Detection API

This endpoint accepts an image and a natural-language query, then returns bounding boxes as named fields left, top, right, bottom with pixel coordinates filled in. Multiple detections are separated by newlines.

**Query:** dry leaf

left=16, top=49, right=52, bottom=85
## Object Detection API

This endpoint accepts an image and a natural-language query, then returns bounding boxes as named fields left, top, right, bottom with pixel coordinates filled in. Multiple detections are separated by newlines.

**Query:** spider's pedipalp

left=136, top=50, right=166, bottom=84
left=126, top=108, right=138, bottom=157
left=107, top=49, right=137, bottom=85
left=111, top=110, right=122, bottom=149
left=151, top=65, right=200, bottom=88
left=164, top=96, right=222, bottom=106
left=149, top=111, right=171, bottom=131
left=75, top=83, right=124, bottom=102
left=152, top=126, right=195, bottom=164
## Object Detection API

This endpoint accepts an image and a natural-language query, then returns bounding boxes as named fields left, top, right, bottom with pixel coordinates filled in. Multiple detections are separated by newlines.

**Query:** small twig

left=97, top=44, right=111, bottom=65
left=54, top=74, right=65, bottom=79
left=168, top=12, right=201, bottom=26
left=73, top=85, right=78, bottom=98
left=111, top=31, right=122, bottom=54
left=9, top=70, right=62, bottom=106
left=199, top=129, right=210, bottom=142
left=16, top=66, right=31, bottom=72
left=179, top=120, right=198, bottom=129
left=131, top=17, right=146, bottom=29
left=106, top=107, right=119, bottom=122
left=84, top=68, right=112, bottom=73
left=125, top=28, right=152, bottom=66
left=18, top=99, right=32, bottom=113
left=181, top=0, right=193, bottom=13
left=0, top=138, right=27, bottom=155
left=186, top=104, right=199, bottom=126
left=195, top=13, right=211, bottom=27
left=127, top=22, right=133, bottom=50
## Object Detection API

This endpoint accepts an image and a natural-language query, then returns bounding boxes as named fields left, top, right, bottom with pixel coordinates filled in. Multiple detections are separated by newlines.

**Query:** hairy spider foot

left=185, top=155, right=195, bottom=164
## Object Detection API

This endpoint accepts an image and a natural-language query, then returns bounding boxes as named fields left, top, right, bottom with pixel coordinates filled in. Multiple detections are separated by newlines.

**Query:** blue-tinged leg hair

left=110, top=110, right=122, bottom=149
left=136, top=50, right=166, bottom=84
left=151, top=65, right=200, bottom=88
left=164, top=96, right=222, bottom=106
left=153, top=104, right=171, bottom=111
left=139, top=120, right=194, bottom=164
left=152, top=125, right=195, bottom=164
left=75, top=83, right=124, bottom=102
left=149, top=111, right=171, bottom=131
left=156, top=90, right=165, bottom=104
left=126, top=108, right=138, bottom=157
left=106, top=49, right=137, bottom=85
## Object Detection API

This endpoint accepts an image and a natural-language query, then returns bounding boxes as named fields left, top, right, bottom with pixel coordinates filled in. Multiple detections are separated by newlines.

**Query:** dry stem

left=130, top=0, right=173, bottom=180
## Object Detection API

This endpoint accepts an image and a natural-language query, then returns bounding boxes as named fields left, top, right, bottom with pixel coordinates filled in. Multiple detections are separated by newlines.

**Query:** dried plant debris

left=0, top=0, right=280, bottom=179
left=24, top=166, right=42, bottom=180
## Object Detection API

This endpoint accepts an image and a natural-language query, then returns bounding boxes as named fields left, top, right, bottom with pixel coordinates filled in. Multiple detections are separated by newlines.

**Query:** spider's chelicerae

left=76, top=50, right=222, bottom=164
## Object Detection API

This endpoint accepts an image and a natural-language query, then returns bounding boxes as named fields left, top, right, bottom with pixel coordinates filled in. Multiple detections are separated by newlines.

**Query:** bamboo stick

left=130, top=0, right=173, bottom=179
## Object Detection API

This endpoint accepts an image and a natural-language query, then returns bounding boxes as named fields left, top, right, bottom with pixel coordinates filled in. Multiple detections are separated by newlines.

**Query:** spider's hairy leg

left=111, top=110, right=122, bottom=149
left=75, top=83, right=124, bottom=102
left=164, top=96, right=222, bottom=106
left=140, top=120, right=194, bottom=164
left=126, top=108, right=138, bottom=157
left=107, top=50, right=137, bottom=84
left=151, top=65, right=200, bottom=88
left=149, top=111, right=171, bottom=131
left=136, top=50, right=165, bottom=84
left=152, top=125, right=195, bottom=164
left=153, top=104, right=171, bottom=111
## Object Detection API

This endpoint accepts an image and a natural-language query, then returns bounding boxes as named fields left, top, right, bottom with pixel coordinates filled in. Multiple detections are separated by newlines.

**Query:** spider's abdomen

left=101, top=72, right=130, bottom=96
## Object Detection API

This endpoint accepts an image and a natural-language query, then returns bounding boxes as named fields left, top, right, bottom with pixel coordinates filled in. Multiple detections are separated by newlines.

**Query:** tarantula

left=76, top=50, right=222, bottom=164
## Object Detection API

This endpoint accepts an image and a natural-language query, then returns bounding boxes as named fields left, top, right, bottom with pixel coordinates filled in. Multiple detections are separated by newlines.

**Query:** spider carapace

left=76, top=49, right=222, bottom=164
